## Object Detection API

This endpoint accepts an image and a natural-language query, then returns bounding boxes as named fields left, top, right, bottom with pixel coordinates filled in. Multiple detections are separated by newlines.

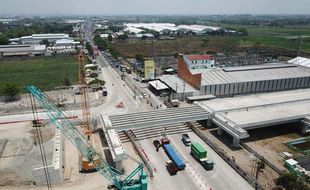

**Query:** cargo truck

left=191, top=142, right=214, bottom=170
left=163, top=144, right=186, bottom=170
left=166, top=160, right=178, bottom=175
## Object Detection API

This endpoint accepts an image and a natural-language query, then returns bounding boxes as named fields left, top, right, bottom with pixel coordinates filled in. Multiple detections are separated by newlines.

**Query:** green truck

left=191, top=142, right=214, bottom=170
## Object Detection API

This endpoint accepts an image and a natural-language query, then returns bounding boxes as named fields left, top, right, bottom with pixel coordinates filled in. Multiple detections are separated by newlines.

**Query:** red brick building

left=177, top=54, right=214, bottom=90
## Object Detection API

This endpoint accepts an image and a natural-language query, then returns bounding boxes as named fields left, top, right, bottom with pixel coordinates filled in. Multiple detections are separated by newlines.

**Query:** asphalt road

left=139, top=132, right=254, bottom=190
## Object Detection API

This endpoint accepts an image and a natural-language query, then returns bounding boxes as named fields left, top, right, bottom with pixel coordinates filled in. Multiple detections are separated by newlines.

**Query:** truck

left=190, top=142, right=214, bottom=170
left=161, top=134, right=170, bottom=145
left=166, top=160, right=178, bottom=175
left=163, top=144, right=186, bottom=170
left=171, top=99, right=180, bottom=107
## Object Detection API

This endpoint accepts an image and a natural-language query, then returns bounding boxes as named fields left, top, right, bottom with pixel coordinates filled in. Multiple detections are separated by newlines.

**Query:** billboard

left=144, top=60, right=155, bottom=80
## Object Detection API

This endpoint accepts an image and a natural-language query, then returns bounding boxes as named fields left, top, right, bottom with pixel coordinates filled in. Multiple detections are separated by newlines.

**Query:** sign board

left=144, top=60, right=155, bottom=80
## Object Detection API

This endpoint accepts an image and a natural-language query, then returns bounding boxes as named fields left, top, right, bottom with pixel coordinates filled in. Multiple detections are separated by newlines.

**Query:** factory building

left=9, top=33, right=70, bottom=45
left=0, top=44, right=46, bottom=57
left=161, top=54, right=310, bottom=100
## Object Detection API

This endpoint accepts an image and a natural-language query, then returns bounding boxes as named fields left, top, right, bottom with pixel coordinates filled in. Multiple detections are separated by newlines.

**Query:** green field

left=0, top=55, right=78, bottom=94
left=222, top=24, right=310, bottom=52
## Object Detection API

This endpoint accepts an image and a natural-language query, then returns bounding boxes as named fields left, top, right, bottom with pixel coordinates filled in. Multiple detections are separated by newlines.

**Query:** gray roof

left=201, top=63, right=310, bottom=86
left=159, top=75, right=199, bottom=93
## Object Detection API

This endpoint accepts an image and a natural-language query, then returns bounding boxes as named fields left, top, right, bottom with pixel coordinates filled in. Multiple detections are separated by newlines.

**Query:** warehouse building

left=0, top=44, right=46, bottom=57
left=160, top=54, right=310, bottom=100
left=9, top=33, right=70, bottom=45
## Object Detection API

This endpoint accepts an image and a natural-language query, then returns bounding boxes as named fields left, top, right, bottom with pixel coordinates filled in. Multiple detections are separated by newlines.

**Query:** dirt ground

left=0, top=122, right=34, bottom=186
left=197, top=122, right=305, bottom=190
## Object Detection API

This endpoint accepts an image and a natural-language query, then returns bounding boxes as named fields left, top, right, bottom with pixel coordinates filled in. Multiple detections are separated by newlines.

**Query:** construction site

left=0, top=20, right=310, bottom=190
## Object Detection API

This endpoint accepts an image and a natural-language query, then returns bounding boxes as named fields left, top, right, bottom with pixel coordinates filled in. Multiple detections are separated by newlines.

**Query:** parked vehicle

left=102, top=88, right=108, bottom=96
left=163, top=144, right=186, bottom=170
left=153, top=140, right=161, bottom=152
left=190, top=142, right=214, bottom=170
left=181, top=134, right=191, bottom=146
left=171, top=99, right=180, bottom=107
left=161, top=134, right=170, bottom=145
left=166, top=160, right=178, bottom=175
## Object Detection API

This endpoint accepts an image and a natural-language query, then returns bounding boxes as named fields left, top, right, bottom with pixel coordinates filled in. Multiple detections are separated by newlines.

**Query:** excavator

left=26, top=85, right=148, bottom=190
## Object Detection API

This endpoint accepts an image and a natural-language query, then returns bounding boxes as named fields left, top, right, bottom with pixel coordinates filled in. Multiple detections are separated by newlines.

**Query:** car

left=181, top=134, right=191, bottom=146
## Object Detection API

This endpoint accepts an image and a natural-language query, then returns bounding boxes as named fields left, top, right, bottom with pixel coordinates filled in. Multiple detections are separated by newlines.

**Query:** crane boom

left=26, top=85, right=146, bottom=190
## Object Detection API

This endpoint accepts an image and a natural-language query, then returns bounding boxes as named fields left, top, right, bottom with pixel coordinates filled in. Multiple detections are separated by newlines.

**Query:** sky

left=0, top=0, right=309, bottom=15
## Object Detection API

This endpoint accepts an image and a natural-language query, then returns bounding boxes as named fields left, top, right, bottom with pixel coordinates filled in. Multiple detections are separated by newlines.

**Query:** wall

left=177, top=55, right=201, bottom=89
left=200, top=77, right=310, bottom=97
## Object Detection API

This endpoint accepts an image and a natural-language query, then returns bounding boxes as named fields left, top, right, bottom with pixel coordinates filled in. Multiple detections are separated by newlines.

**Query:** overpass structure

left=107, top=105, right=209, bottom=131
left=198, top=89, right=310, bottom=146
left=98, top=89, right=310, bottom=149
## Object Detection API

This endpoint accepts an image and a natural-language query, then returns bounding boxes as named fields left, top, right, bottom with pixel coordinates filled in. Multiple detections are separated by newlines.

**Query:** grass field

left=0, top=55, right=78, bottom=94
left=222, top=24, right=310, bottom=52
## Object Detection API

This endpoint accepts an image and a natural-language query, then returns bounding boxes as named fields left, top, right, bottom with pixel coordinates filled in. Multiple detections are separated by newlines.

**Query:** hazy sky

left=0, top=0, right=309, bottom=15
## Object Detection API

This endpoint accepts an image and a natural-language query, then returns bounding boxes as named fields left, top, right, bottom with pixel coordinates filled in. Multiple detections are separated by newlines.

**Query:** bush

left=275, top=172, right=310, bottom=190
left=88, top=78, right=105, bottom=86
left=1, top=83, right=21, bottom=102
left=89, top=73, right=99, bottom=78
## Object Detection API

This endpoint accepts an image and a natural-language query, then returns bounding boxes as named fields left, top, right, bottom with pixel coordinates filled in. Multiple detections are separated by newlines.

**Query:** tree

left=275, top=172, right=310, bottom=190
left=238, top=28, right=249, bottom=36
left=0, top=34, right=8, bottom=45
left=40, top=39, right=50, bottom=46
left=135, top=54, right=144, bottom=63
left=64, top=78, right=71, bottom=86
left=1, top=83, right=21, bottom=102
left=85, top=42, right=93, bottom=56
left=108, top=34, right=113, bottom=42
left=94, top=34, right=108, bottom=50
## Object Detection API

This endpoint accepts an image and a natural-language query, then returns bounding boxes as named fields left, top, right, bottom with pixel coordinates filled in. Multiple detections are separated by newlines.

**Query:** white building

left=54, top=39, right=81, bottom=47
left=0, top=44, right=46, bottom=57
left=288, top=56, right=310, bottom=68
left=9, top=33, right=70, bottom=45
left=184, top=54, right=215, bottom=70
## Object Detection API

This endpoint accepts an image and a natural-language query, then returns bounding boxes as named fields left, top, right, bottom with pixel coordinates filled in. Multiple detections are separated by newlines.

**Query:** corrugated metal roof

left=288, top=56, right=310, bottom=67
left=201, top=64, right=310, bottom=86
left=159, top=75, right=199, bottom=93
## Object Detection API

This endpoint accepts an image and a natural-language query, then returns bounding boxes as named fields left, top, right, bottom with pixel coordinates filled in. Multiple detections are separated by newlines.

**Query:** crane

left=26, top=85, right=148, bottom=190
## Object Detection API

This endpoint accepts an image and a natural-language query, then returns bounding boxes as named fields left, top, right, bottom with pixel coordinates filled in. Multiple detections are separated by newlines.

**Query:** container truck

left=163, top=144, right=186, bottom=170
left=191, top=142, right=214, bottom=170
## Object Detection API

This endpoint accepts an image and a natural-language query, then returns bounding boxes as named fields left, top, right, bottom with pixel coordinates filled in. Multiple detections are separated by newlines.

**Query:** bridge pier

left=232, top=138, right=240, bottom=148
left=217, top=128, right=224, bottom=136
left=300, top=120, right=310, bottom=135
left=207, top=119, right=213, bottom=127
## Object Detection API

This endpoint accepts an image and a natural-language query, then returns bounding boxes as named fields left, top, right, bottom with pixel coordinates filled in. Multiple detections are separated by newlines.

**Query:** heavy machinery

left=26, top=85, right=148, bottom=190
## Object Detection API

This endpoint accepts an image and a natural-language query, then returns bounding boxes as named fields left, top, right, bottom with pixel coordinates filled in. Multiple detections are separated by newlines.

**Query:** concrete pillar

left=217, top=128, right=224, bottom=135
left=232, top=138, right=240, bottom=148
left=207, top=119, right=213, bottom=127
left=115, top=161, right=123, bottom=172
left=300, top=121, right=310, bottom=135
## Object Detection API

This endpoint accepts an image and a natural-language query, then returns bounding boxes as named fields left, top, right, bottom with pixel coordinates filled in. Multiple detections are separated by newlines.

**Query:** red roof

left=186, top=54, right=212, bottom=61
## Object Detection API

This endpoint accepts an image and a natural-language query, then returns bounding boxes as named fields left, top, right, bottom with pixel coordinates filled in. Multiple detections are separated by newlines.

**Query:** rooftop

left=148, top=80, right=169, bottom=90
left=288, top=56, right=310, bottom=68
left=185, top=54, right=212, bottom=61
left=199, top=63, right=310, bottom=86
left=197, top=88, right=310, bottom=139
left=159, top=75, right=199, bottom=93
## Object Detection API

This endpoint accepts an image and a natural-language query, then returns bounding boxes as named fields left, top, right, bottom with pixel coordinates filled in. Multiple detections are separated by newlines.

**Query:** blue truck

left=163, top=144, right=186, bottom=170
